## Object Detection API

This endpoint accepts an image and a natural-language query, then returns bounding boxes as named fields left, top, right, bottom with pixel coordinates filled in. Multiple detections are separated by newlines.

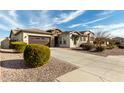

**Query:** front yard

left=0, top=50, right=78, bottom=82
left=71, top=47, right=124, bottom=57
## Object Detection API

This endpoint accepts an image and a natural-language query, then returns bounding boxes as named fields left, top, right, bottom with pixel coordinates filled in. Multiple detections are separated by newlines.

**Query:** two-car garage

left=28, top=36, right=51, bottom=47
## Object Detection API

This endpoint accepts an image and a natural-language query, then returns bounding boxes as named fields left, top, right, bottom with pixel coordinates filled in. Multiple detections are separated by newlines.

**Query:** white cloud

left=96, top=10, right=115, bottom=17
left=91, top=23, right=124, bottom=31
left=68, top=11, right=114, bottom=28
left=0, top=24, right=8, bottom=30
left=83, top=16, right=110, bottom=26
left=0, top=13, right=23, bottom=28
left=68, top=16, right=110, bottom=28
left=68, top=23, right=82, bottom=28
left=29, top=10, right=86, bottom=29
left=90, top=23, right=124, bottom=37
left=29, top=10, right=56, bottom=30
left=54, top=10, right=86, bottom=24
left=8, top=10, right=17, bottom=20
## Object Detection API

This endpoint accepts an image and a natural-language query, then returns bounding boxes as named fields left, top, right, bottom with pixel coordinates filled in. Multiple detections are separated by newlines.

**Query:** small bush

left=115, top=41, right=120, bottom=46
left=10, top=42, right=27, bottom=53
left=118, top=44, right=124, bottom=49
left=106, top=44, right=115, bottom=49
left=24, top=44, right=50, bottom=68
left=82, top=43, right=94, bottom=51
left=95, top=46, right=105, bottom=52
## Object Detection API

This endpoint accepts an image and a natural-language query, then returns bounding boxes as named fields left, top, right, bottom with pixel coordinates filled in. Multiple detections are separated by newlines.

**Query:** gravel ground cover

left=0, top=51, right=78, bottom=82
left=70, top=47, right=124, bottom=57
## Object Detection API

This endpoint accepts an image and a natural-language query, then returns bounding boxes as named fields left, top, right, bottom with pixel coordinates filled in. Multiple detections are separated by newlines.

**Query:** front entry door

left=54, top=36, right=59, bottom=47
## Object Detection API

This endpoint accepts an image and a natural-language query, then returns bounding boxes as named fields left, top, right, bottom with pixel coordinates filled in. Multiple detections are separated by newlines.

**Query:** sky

left=0, top=10, right=124, bottom=39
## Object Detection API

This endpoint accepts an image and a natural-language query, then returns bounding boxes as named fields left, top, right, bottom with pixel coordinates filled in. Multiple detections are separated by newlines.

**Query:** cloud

left=28, top=11, right=54, bottom=29
left=29, top=10, right=56, bottom=30
left=91, top=23, right=124, bottom=31
left=96, top=10, right=115, bottom=17
left=54, top=10, right=86, bottom=24
left=0, top=24, right=8, bottom=30
left=68, top=16, right=110, bottom=28
left=69, top=11, right=115, bottom=28
left=8, top=10, right=17, bottom=20
left=0, top=12, right=23, bottom=29
left=29, top=10, right=86, bottom=29
left=83, top=16, right=110, bottom=26
left=90, top=23, right=124, bottom=37
left=68, top=23, right=82, bottom=28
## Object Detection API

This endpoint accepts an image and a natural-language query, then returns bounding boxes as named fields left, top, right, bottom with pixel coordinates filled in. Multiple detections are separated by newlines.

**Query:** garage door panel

left=29, top=36, right=50, bottom=46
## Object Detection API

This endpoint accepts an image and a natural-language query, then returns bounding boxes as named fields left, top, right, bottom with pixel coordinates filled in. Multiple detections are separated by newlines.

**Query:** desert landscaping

left=0, top=49, right=77, bottom=82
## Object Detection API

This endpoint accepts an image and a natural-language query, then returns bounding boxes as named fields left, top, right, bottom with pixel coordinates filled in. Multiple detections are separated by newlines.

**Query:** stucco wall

left=15, top=32, right=23, bottom=41
left=58, top=34, right=70, bottom=48
left=70, top=35, right=88, bottom=48
left=58, top=33, right=91, bottom=48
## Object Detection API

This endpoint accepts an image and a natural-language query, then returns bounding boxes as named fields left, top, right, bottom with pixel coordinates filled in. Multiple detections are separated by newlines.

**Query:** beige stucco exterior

left=15, top=32, right=23, bottom=41
left=58, top=33, right=70, bottom=47
left=70, top=35, right=87, bottom=48
left=58, top=31, right=95, bottom=48
left=58, top=33, right=86, bottom=48
left=13, top=31, right=95, bottom=48
left=1, top=29, right=95, bottom=49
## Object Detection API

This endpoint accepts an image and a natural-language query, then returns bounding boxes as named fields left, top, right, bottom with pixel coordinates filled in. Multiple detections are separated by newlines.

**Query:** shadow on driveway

left=0, top=59, right=28, bottom=69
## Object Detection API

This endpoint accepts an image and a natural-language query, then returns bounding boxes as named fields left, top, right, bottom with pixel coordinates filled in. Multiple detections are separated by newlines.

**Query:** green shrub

left=82, top=43, right=94, bottom=50
left=23, top=44, right=50, bottom=68
left=95, top=46, right=105, bottom=52
left=118, top=44, right=124, bottom=49
left=10, top=42, right=27, bottom=53
left=106, top=44, right=115, bottom=49
left=115, top=41, right=120, bottom=46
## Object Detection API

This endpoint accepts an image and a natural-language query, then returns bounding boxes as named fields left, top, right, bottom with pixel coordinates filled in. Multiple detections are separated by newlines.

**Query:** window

left=59, top=37, right=62, bottom=44
left=83, top=37, right=86, bottom=41
left=63, top=40, right=66, bottom=44
left=60, top=40, right=62, bottom=44
left=80, top=37, right=82, bottom=41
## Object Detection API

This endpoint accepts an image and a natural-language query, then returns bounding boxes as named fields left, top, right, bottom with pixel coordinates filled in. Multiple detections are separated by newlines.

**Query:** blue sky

left=0, top=10, right=124, bottom=39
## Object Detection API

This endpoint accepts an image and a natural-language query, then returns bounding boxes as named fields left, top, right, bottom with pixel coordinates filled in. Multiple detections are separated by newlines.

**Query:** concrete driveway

left=51, top=48, right=124, bottom=82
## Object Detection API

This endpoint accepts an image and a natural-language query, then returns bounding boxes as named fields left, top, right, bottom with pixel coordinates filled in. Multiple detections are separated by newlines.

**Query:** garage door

left=29, top=36, right=50, bottom=46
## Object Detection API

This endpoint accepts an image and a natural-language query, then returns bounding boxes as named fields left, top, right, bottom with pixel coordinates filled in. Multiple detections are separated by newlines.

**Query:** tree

left=93, top=30, right=111, bottom=47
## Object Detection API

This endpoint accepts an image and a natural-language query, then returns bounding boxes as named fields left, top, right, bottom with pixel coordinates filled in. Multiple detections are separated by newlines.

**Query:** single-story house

left=1, top=28, right=95, bottom=48
left=9, top=28, right=53, bottom=47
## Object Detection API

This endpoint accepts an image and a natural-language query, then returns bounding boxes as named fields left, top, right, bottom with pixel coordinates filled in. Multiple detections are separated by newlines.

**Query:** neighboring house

left=1, top=28, right=95, bottom=48
left=112, top=37, right=124, bottom=44
left=1, top=37, right=10, bottom=49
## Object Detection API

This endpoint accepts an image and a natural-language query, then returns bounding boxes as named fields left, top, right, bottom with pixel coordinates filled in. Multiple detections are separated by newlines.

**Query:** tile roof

left=12, top=28, right=52, bottom=35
